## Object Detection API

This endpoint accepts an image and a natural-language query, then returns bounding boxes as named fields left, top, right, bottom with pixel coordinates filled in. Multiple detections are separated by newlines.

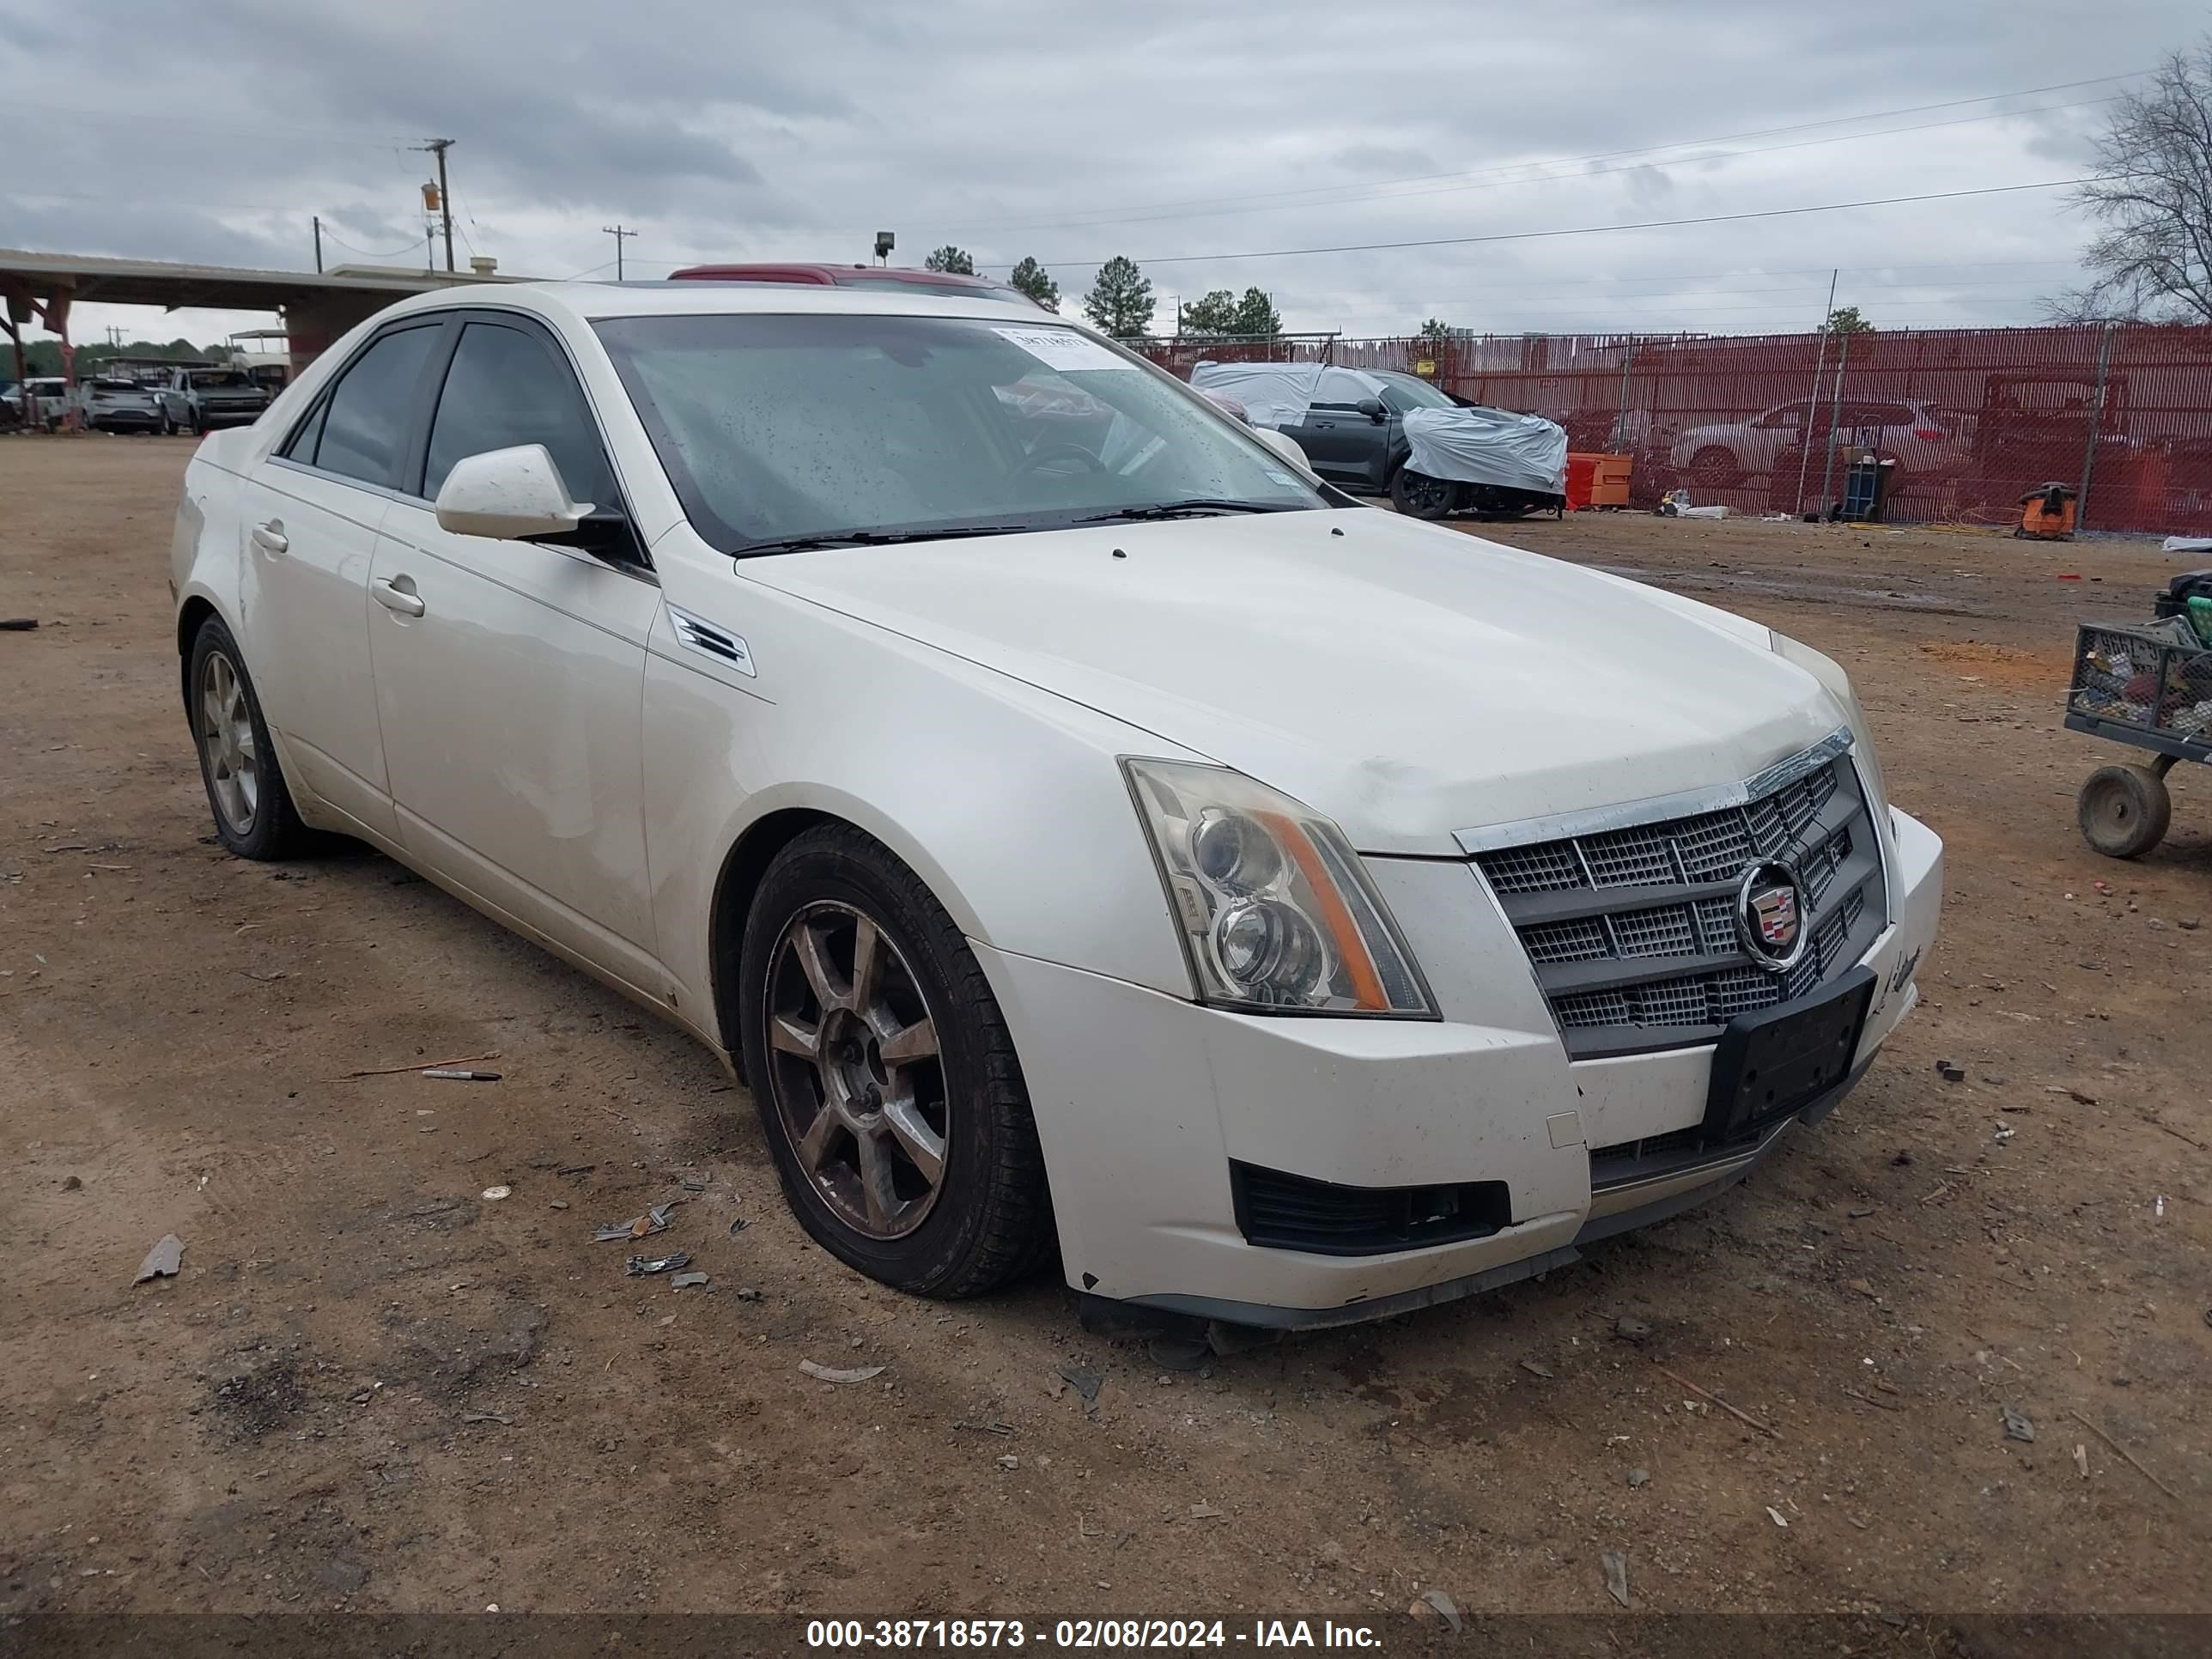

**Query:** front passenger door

left=365, top=316, right=665, bottom=991
left=1296, top=368, right=1389, bottom=486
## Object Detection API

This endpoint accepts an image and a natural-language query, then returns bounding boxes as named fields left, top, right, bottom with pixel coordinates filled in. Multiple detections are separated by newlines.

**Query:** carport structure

left=2, top=247, right=522, bottom=422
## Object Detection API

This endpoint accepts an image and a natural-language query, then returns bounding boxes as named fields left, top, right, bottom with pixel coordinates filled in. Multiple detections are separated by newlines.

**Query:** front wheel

left=1389, top=466, right=1455, bottom=520
left=738, top=824, right=1050, bottom=1298
left=1685, top=447, right=1742, bottom=490
left=188, top=617, right=312, bottom=860
left=2078, top=764, right=2171, bottom=859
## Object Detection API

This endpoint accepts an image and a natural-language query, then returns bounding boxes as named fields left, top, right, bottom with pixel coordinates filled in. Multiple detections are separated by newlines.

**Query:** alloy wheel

left=763, top=900, right=948, bottom=1238
left=198, top=650, right=258, bottom=835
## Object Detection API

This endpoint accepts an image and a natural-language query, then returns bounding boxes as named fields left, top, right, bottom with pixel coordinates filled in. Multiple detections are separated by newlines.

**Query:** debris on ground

left=480, top=1185, right=512, bottom=1201
left=332, top=1048, right=501, bottom=1081
left=2002, top=1406, right=2035, bottom=1443
left=1613, top=1316, right=1652, bottom=1344
left=0, top=617, right=39, bottom=631
left=669, top=1272, right=709, bottom=1289
left=733, top=1287, right=763, bottom=1302
left=1189, top=1503, right=1225, bottom=1520
left=2069, top=1408, right=2180, bottom=1499
left=1602, top=1551, right=1632, bottom=1608
left=799, top=1359, right=885, bottom=1384
left=61, top=1175, right=82, bottom=1192
left=548, top=1200, right=569, bottom=1211
left=996, top=1454, right=1019, bottom=1470
left=1765, top=1506, right=1790, bottom=1528
left=1410, top=1589, right=1462, bottom=1634
left=1655, top=1361, right=1779, bottom=1437
left=1627, top=1468, right=1650, bottom=1488
left=1520, top=1358, right=1554, bottom=1379
left=1058, top=1364, right=1103, bottom=1407
left=728, top=1218, right=747, bottom=1235
left=2074, top=1443, right=2091, bottom=1479
left=133, top=1234, right=183, bottom=1284
left=422, top=1068, right=501, bottom=1082
left=626, top=1251, right=691, bottom=1277
left=596, top=1201, right=678, bottom=1242
left=461, top=1411, right=513, bottom=1426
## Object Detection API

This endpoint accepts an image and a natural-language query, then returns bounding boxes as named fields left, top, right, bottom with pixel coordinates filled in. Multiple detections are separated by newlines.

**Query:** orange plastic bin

left=1566, top=453, right=1633, bottom=511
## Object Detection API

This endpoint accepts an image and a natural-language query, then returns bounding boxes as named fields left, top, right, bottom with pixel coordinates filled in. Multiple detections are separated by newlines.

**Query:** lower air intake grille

left=1231, top=1162, right=1512, bottom=1256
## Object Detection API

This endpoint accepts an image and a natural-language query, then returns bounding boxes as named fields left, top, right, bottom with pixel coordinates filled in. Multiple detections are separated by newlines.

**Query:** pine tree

left=1008, top=257, right=1060, bottom=310
left=1082, top=256, right=1155, bottom=337
left=923, top=246, right=976, bottom=275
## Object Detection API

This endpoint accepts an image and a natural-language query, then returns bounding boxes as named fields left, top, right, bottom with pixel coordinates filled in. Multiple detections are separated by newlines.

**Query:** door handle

left=371, top=576, right=426, bottom=617
left=251, top=520, right=288, bottom=555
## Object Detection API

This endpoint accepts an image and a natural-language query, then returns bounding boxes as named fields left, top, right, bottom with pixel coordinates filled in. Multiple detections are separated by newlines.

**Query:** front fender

left=640, top=592, right=1209, bottom=1046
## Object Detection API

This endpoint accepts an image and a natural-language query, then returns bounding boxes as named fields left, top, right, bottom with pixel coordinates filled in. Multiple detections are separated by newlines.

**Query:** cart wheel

left=2077, top=764, right=2172, bottom=860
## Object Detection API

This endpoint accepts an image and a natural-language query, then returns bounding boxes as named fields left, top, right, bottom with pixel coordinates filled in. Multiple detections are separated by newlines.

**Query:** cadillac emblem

left=1735, top=861, right=1808, bottom=972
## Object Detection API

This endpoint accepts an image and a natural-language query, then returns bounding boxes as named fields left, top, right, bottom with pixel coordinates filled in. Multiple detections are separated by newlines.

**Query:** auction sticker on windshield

left=992, top=326, right=1136, bottom=374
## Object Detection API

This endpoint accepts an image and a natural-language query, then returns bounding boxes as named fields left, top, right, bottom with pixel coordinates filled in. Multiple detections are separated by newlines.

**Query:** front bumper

left=978, top=805, right=1942, bottom=1328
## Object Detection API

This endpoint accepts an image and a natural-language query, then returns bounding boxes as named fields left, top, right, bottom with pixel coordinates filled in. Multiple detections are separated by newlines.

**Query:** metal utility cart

left=2066, top=620, right=2212, bottom=857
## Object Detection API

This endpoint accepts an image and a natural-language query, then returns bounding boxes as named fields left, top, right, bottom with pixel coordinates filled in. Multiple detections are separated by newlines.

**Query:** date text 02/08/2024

left=804, top=1619, right=1383, bottom=1649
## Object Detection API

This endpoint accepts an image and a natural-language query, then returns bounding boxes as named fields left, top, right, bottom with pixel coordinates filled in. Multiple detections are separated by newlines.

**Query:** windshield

left=1371, top=371, right=1455, bottom=413
left=594, top=313, right=1327, bottom=552
left=190, top=369, right=253, bottom=388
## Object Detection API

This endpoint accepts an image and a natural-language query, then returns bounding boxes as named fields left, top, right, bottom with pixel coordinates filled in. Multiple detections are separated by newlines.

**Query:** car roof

left=670, top=262, right=1019, bottom=291
left=368, top=280, right=1090, bottom=331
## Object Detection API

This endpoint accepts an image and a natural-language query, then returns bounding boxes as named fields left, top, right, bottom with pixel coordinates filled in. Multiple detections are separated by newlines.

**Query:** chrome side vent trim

left=667, top=605, right=755, bottom=677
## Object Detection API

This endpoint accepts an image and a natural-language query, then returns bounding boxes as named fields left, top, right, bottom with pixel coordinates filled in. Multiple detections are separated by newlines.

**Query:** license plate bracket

left=1701, top=966, right=1875, bottom=1145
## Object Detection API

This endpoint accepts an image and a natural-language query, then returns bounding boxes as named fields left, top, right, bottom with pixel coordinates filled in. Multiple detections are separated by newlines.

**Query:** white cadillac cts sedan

left=171, top=283, right=1942, bottom=1329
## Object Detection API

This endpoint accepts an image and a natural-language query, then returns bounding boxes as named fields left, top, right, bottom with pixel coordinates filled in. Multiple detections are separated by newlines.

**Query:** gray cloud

left=2, top=0, right=2202, bottom=343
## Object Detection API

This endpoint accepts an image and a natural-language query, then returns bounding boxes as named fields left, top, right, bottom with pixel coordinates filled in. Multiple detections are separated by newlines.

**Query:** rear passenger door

left=366, top=313, right=665, bottom=988
left=240, top=318, right=446, bottom=840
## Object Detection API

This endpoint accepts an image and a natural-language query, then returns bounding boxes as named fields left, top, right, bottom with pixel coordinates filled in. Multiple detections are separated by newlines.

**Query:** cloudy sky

left=2, top=0, right=2201, bottom=349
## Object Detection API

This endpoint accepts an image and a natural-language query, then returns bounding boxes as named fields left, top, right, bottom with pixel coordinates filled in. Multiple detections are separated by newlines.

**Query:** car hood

left=737, top=509, right=1844, bottom=854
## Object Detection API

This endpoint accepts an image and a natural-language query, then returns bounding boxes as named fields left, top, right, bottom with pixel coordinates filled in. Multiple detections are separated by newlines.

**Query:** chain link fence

left=1137, top=324, right=2212, bottom=535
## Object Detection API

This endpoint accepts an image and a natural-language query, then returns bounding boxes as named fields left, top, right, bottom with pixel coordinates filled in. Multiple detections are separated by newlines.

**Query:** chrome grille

left=1472, top=736, right=1887, bottom=1059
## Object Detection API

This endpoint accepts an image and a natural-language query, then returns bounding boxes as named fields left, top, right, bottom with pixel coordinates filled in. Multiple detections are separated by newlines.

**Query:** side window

left=1313, top=368, right=1373, bottom=409
left=309, top=325, right=441, bottom=488
left=423, top=322, right=613, bottom=505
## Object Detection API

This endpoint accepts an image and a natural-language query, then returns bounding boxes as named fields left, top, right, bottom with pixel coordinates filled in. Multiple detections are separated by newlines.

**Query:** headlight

left=1122, top=759, right=1436, bottom=1017
left=1771, top=630, right=1890, bottom=818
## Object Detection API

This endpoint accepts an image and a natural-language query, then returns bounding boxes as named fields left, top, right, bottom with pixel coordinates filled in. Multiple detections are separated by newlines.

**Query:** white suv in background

left=1670, top=397, right=1966, bottom=495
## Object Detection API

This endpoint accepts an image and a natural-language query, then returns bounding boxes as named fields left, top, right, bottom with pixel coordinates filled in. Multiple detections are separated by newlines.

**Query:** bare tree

left=2045, top=40, right=2212, bottom=323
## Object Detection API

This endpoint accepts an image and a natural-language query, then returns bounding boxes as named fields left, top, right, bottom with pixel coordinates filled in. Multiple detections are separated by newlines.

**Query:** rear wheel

left=738, top=824, right=1050, bottom=1297
left=2077, top=764, right=2171, bottom=859
left=1686, top=447, right=1742, bottom=490
left=188, top=617, right=312, bottom=860
left=1389, top=465, right=1455, bottom=520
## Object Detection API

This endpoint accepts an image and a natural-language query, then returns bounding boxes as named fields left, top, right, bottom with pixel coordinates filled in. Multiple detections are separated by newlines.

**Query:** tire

left=161, top=412, right=175, bottom=436
left=1686, top=447, right=1742, bottom=489
left=738, top=823, right=1051, bottom=1297
left=187, top=617, right=312, bottom=860
left=1389, top=465, right=1455, bottom=520
left=2077, top=764, right=2171, bottom=860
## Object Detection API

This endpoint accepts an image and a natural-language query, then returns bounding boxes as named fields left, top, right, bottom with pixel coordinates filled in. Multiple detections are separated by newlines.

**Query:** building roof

left=0, top=248, right=526, bottom=312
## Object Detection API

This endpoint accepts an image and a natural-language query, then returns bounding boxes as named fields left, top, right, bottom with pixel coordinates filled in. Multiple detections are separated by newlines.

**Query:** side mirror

left=1250, top=424, right=1317, bottom=477
left=434, top=444, right=593, bottom=540
left=1356, top=398, right=1387, bottom=423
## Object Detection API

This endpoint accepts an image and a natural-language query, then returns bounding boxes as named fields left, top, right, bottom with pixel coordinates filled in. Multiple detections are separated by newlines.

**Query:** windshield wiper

left=732, top=525, right=1039, bottom=557
left=1076, top=500, right=1291, bottom=523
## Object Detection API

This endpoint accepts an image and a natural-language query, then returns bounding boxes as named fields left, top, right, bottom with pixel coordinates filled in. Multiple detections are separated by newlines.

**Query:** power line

left=916, top=72, right=2144, bottom=237
left=1008, top=178, right=2089, bottom=270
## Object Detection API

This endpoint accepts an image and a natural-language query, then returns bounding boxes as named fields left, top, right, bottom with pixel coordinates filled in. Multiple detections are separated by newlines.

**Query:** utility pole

left=602, top=224, right=635, bottom=282
left=420, top=138, right=456, bottom=273
left=313, top=215, right=323, bottom=273
left=1791, top=268, right=1840, bottom=518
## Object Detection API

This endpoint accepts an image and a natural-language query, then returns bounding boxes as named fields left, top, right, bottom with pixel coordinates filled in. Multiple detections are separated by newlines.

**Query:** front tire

left=738, top=824, right=1050, bottom=1298
left=188, top=617, right=311, bottom=860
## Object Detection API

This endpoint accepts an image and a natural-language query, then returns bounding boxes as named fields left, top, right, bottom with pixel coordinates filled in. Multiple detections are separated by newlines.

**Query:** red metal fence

left=1139, top=325, right=2212, bottom=536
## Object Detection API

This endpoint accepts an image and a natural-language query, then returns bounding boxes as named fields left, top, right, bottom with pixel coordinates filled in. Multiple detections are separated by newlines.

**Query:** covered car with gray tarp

left=1187, top=359, right=1566, bottom=518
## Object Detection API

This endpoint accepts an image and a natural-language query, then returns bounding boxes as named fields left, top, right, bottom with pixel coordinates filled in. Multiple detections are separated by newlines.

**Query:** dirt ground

left=3, top=436, right=2209, bottom=1633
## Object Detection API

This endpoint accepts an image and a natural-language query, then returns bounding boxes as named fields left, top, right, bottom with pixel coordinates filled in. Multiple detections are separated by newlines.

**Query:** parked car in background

left=1188, top=361, right=1468, bottom=494
left=1668, top=398, right=1965, bottom=495
left=171, top=281, right=1941, bottom=1331
left=671, top=262, right=1049, bottom=310
left=76, top=376, right=164, bottom=434
left=152, top=365, right=270, bottom=434
left=25, top=377, right=70, bottom=430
